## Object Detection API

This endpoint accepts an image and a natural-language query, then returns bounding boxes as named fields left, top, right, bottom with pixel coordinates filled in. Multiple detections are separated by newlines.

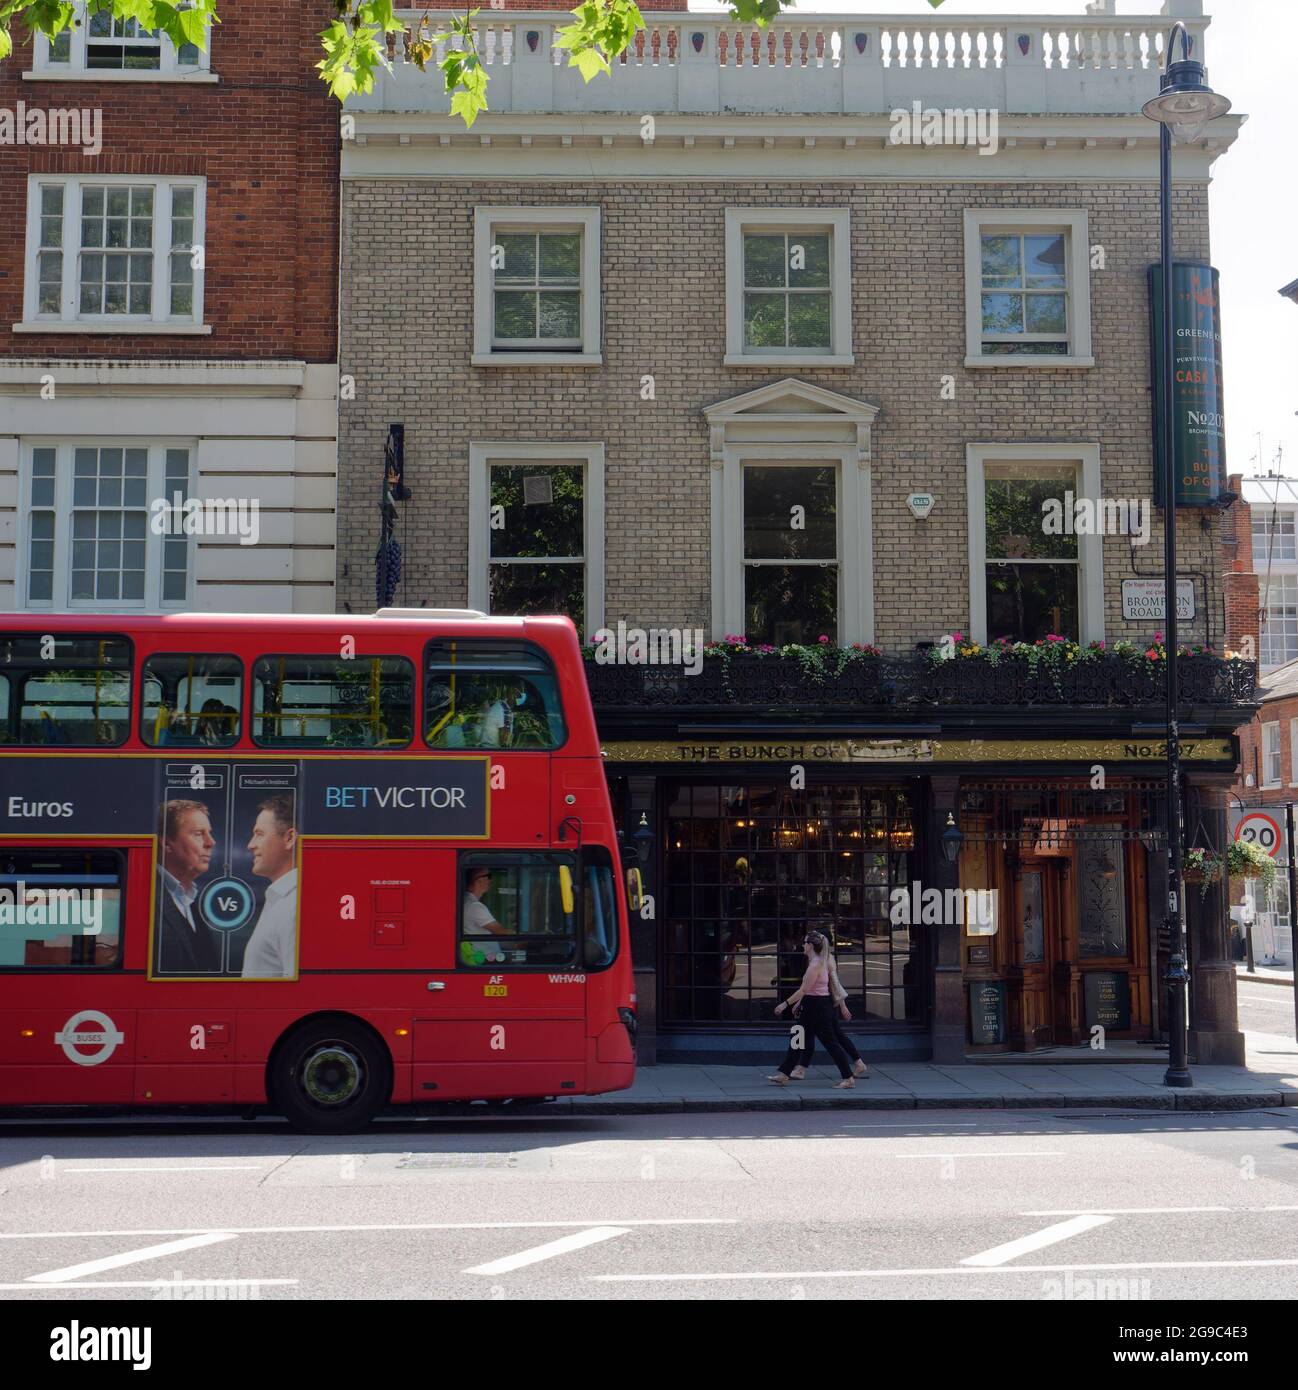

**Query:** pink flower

left=818, top=635, right=830, bottom=644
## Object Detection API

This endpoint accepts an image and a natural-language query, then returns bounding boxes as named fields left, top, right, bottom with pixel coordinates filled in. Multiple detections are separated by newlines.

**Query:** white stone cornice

left=342, top=112, right=1239, bottom=181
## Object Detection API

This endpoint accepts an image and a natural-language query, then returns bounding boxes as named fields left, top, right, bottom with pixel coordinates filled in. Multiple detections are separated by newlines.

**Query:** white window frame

left=473, top=208, right=601, bottom=366
left=963, top=209, right=1094, bottom=368
left=1262, top=721, right=1282, bottom=789
left=966, top=443, right=1104, bottom=645
left=19, top=174, right=208, bottom=334
left=724, top=208, right=853, bottom=367
left=467, top=441, right=605, bottom=637
left=27, top=2, right=215, bottom=81
left=723, top=450, right=863, bottom=646
left=1254, top=510, right=1297, bottom=564
left=1289, top=717, right=1298, bottom=787
left=18, top=440, right=196, bottom=612
left=1261, top=574, right=1298, bottom=671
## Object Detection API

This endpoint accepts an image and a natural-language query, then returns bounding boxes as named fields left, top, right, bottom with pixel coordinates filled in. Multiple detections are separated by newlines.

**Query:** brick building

left=0, top=0, right=340, bottom=613
left=339, top=0, right=1255, bottom=1062
left=1225, top=273, right=1298, bottom=966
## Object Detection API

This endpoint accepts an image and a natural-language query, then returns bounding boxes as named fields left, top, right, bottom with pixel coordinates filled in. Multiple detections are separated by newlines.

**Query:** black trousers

left=786, top=1005, right=862, bottom=1068
left=778, top=996, right=854, bottom=1079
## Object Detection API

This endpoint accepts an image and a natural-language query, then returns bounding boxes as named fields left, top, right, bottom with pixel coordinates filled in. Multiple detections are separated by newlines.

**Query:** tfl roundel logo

left=54, top=1010, right=125, bottom=1067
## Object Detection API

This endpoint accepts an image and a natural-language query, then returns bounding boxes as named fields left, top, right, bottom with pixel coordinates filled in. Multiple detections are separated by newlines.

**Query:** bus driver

left=463, top=866, right=509, bottom=964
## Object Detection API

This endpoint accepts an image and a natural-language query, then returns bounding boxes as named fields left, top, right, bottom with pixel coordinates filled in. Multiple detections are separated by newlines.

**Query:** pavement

left=1236, top=960, right=1294, bottom=985
left=557, top=1029, right=1298, bottom=1114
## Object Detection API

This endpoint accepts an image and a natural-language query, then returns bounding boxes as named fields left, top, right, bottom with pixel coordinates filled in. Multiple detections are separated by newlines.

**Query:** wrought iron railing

left=583, top=652, right=1257, bottom=712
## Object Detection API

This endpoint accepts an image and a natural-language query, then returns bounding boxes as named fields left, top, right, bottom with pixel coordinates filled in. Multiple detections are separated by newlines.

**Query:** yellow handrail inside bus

left=426, top=641, right=457, bottom=742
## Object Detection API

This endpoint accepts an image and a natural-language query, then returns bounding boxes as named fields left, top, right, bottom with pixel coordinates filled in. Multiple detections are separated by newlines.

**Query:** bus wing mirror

left=625, top=867, right=643, bottom=913
left=619, top=844, right=640, bottom=869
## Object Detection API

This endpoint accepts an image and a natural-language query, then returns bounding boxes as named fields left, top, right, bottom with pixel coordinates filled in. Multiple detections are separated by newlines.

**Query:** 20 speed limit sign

left=1234, top=811, right=1283, bottom=858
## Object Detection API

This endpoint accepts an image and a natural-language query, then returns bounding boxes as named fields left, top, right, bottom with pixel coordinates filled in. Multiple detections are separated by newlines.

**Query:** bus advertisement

left=0, top=611, right=637, bottom=1132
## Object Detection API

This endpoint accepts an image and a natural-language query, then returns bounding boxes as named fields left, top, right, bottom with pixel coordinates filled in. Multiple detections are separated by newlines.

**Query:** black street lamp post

left=1142, top=25, right=1231, bottom=1088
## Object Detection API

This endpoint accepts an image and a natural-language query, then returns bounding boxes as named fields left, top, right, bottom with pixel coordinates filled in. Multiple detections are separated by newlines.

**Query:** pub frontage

left=589, top=650, right=1254, bottom=1065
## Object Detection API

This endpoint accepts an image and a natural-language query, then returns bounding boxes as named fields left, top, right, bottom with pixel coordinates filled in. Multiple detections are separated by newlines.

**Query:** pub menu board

left=969, top=981, right=1006, bottom=1045
left=1084, top=971, right=1131, bottom=1032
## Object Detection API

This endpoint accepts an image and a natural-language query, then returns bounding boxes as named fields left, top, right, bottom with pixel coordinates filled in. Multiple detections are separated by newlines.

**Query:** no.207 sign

left=1234, top=811, right=1282, bottom=858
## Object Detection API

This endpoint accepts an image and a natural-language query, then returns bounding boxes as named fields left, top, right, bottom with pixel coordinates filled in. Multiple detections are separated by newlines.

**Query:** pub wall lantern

left=941, top=812, right=963, bottom=864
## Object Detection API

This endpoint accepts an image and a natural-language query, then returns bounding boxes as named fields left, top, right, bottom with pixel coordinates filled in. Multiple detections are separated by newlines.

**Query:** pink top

left=803, top=959, right=830, bottom=996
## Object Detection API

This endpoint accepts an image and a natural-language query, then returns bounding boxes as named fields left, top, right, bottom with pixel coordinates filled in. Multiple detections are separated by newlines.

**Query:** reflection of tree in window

left=743, top=233, right=831, bottom=352
left=743, top=465, right=838, bottom=644
left=984, top=471, right=1079, bottom=642
left=489, top=464, right=585, bottom=634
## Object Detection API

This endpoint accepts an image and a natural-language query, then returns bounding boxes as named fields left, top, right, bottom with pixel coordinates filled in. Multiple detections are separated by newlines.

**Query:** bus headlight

left=618, top=1007, right=637, bottom=1050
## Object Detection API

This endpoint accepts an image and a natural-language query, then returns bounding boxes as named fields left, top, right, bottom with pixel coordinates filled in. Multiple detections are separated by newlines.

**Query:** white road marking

left=26, top=1232, right=236, bottom=1284
left=961, top=1215, right=1112, bottom=1267
left=843, top=1123, right=982, bottom=1129
left=1025, top=1206, right=1230, bottom=1216
left=0, top=1217, right=734, bottom=1241
left=891, top=1151, right=1069, bottom=1159
left=464, top=1225, right=630, bottom=1275
left=593, top=1256, right=1298, bottom=1283
left=59, top=1165, right=266, bottom=1174
left=1, top=1279, right=295, bottom=1292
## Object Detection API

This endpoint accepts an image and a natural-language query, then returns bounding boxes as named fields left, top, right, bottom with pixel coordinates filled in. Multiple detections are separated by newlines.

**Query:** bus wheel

left=272, top=1022, right=392, bottom=1134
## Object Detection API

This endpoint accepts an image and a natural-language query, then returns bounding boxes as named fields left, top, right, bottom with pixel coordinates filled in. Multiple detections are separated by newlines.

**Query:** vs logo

left=199, top=877, right=256, bottom=932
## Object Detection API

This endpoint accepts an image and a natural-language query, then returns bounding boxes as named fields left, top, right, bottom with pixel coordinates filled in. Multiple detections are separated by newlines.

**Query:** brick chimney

left=1221, top=470, right=1260, bottom=659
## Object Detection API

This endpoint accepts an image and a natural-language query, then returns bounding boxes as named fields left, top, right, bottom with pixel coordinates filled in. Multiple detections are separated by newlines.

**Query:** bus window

left=0, top=634, right=131, bottom=746
left=584, top=846, right=618, bottom=971
left=458, top=853, right=579, bottom=969
left=251, top=655, right=414, bottom=748
left=0, top=849, right=123, bottom=968
left=142, top=653, right=242, bottom=747
left=425, top=640, right=566, bottom=750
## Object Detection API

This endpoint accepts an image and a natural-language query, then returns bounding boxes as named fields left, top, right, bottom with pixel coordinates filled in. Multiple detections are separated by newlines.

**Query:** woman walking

left=767, top=930, right=856, bottom=1088
left=789, top=944, right=869, bottom=1081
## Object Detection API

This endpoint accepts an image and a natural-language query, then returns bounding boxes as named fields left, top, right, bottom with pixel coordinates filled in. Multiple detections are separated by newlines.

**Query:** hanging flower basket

left=1181, top=848, right=1223, bottom=887
left=1227, top=839, right=1277, bottom=892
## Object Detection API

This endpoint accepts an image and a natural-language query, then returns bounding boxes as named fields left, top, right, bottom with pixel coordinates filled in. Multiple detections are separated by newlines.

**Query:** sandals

left=852, top=1061, right=869, bottom=1079
left=766, top=1073, right=791, bottom=1086
left=833, top=1077, right=855, bottom=1089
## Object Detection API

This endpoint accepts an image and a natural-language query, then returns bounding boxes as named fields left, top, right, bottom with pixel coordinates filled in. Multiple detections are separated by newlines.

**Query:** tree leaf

left=570, top=45, right=610, bottom=81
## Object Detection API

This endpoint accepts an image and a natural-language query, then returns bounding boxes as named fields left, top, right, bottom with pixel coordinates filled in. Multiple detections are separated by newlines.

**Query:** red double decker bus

left=0, top=610, right=636, bottom=1132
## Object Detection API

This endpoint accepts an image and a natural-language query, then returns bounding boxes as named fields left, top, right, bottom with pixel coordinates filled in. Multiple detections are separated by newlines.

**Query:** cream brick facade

left=339, top=174, right=1224, bottom=651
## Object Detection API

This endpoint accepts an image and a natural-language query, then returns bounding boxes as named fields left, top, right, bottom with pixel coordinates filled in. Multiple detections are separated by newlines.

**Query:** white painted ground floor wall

left=0, top=360, right=338, bottom=614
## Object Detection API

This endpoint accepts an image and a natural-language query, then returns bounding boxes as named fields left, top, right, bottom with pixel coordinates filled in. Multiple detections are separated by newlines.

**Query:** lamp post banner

left=1149, top=262, right=1226, bottom=507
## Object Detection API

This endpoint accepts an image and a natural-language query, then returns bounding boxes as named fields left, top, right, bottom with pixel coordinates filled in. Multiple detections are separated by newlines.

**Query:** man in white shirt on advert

left=242, top=794, right=298, bottom=978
